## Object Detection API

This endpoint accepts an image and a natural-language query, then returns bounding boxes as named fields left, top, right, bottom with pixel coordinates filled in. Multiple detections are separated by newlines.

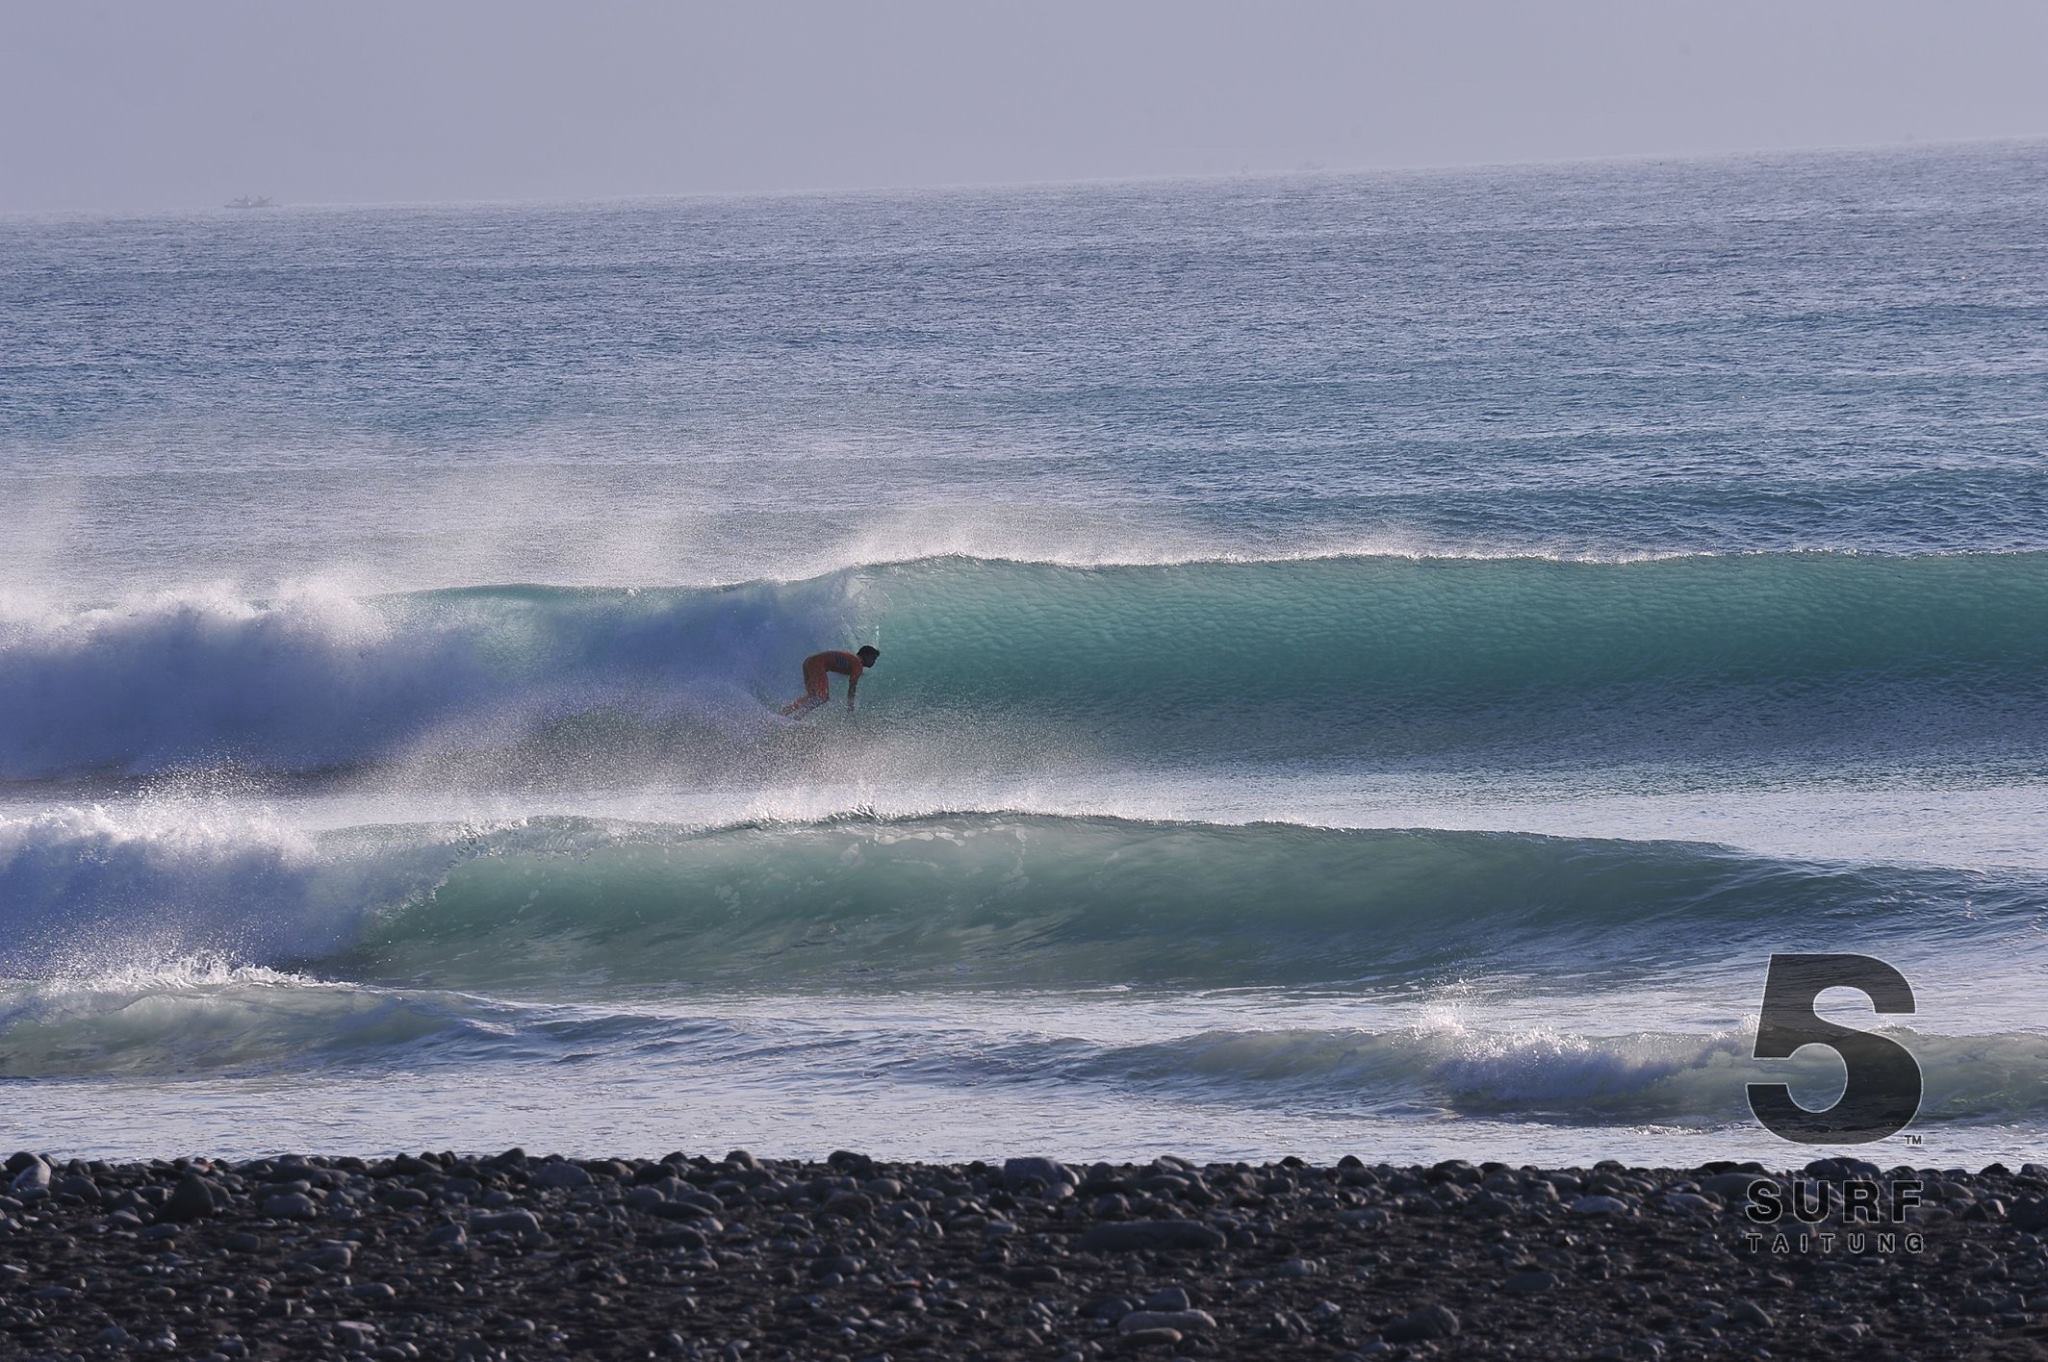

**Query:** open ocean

left=3, top=142, right=2045, bottom=1165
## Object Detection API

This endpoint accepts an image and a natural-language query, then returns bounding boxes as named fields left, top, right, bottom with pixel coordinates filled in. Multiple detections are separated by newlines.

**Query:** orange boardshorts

left=802, top=656, right=832, bottom=700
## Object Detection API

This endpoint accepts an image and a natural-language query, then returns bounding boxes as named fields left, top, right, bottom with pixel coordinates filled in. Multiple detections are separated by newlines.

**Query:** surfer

left=780, top=645, right=880, bottom=717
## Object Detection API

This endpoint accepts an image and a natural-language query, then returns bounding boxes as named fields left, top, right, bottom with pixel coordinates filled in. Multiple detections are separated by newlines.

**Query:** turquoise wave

left=9, top=808, right=2031, bottom=989
left=4, top=551, right=2045, bottom=777
left=868, top=550, right=2048, bottom=696
left=330, top=813, right=2048, bottom=990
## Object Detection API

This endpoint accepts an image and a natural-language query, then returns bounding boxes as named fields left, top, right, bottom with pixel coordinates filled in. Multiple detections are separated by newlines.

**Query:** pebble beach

left=6, top=1149, right=2048, bottom=1361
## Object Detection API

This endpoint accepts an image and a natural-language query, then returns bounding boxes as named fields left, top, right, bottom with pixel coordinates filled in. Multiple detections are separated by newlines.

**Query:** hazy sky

left=4, top=0, right=2047, bottom=212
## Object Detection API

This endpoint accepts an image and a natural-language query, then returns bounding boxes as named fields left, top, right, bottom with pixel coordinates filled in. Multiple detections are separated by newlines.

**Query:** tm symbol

left=1905, top=1134, right=1924, bottom=1147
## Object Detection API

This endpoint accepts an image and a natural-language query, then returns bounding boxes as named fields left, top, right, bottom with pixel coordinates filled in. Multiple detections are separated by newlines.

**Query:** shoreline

left=5, top=1150, right=2045, bottom=1359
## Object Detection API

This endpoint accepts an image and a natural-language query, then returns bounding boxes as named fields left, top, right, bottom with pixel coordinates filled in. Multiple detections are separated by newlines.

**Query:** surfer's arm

left=846, top=673, right=859, bottom=711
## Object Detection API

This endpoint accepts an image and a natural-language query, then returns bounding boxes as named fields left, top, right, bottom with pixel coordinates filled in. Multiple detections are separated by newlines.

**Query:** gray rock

left=1659, top=1191, right=1716, bottom=1217
left=531, top=1160, right=592, bottom=1190
left=1002, top=1157, right=1077, bottom=1193
left=1727, top=1300, right=1773, bottom=1329
left=1141, top=1286, right=1190, bottom=1312
left=1118, top=1309, right=1217, bottom=1334
left=1117, top=1328, right=1183, bottom=1350
left=331, top=1321, right=378, bottom=1348
left=425, top=1222, right=469, bottom=1249
left=1079, top=1219, right=1227, bottom=1253
left=623, top=1186, right=668, bottom=1211
left=1502, top=1270, right=1557, bottom=1296
left=1569, top=1194, right=1633, bottom=1216
left=162, top=1174, right=220, bottom=1222
left=1700, top=1172, right=1768, bottom=1201
left=53, top=1173, right=102, bottom=1204
left=262, top=1192, right=319, bottom=1220
left=811, top=1253, right=864, bottom=1279
left=295, top=1241, right=355, bottom=1271
left=1382, top=1304, right=1460, bottom=1343
left=8, top=1159, right=49, bottom=1193
left=2012, top=1197, right=2048, bottom=1232
left=473, top=1208, right=545, bottom=1243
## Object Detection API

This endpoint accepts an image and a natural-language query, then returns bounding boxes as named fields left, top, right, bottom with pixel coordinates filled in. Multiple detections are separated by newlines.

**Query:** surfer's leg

left=782, top=664, right=831, bottom=716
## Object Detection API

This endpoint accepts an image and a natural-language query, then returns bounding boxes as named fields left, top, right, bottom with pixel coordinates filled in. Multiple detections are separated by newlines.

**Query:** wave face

left=5, top=809, right=2036, bottom=991
left=4, top=551, right=2046, bottom=780
left=4, top=805, right=2043, bottom=1137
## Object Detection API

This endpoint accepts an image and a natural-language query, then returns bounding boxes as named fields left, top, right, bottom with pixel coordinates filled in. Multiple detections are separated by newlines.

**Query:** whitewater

left=3, top=142, right=2046, bottom=1162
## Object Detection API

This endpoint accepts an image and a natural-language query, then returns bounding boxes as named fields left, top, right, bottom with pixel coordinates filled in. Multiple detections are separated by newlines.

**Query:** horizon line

left=4, top=131, right=2043, bottom=221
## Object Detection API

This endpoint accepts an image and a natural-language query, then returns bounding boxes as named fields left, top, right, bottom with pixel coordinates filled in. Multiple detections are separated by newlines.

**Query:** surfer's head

left=857, top=645, right=881, bottom=666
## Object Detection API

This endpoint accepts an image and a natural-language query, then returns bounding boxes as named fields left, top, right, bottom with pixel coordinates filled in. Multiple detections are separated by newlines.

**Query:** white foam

left=0, top=576, right=848, bottom=777
left=0, top=798, right=452, bottom=975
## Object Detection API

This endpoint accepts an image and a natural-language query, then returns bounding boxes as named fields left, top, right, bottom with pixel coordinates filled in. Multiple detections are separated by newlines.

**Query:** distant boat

left=224, top=195, right=275, bottom=210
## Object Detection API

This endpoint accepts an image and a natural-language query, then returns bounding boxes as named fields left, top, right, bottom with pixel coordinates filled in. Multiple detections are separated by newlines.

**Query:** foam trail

left=0, top=801, right=458, bottom=976
left=7, top=976, right=2048, bottom=1130
left=1002, top=1022, right=2048, bottom=1126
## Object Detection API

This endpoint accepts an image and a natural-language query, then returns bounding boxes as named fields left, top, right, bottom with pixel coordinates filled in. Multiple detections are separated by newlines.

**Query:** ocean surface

left=3, top=142, right=2046, bottom=1165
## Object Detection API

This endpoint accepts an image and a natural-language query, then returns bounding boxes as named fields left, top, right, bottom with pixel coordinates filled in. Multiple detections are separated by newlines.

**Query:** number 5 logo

left=1748, top=953, right=1922, bottom=1144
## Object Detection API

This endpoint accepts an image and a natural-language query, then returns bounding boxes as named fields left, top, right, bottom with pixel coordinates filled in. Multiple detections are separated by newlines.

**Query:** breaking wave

left=3, top=550, right=2045, bottom=779
left=3, top=808, right=2036, bottom=990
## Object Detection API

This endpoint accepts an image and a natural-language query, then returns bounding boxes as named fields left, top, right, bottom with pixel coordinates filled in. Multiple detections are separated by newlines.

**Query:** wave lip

left=5, top=550, right=2046, bottom=780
